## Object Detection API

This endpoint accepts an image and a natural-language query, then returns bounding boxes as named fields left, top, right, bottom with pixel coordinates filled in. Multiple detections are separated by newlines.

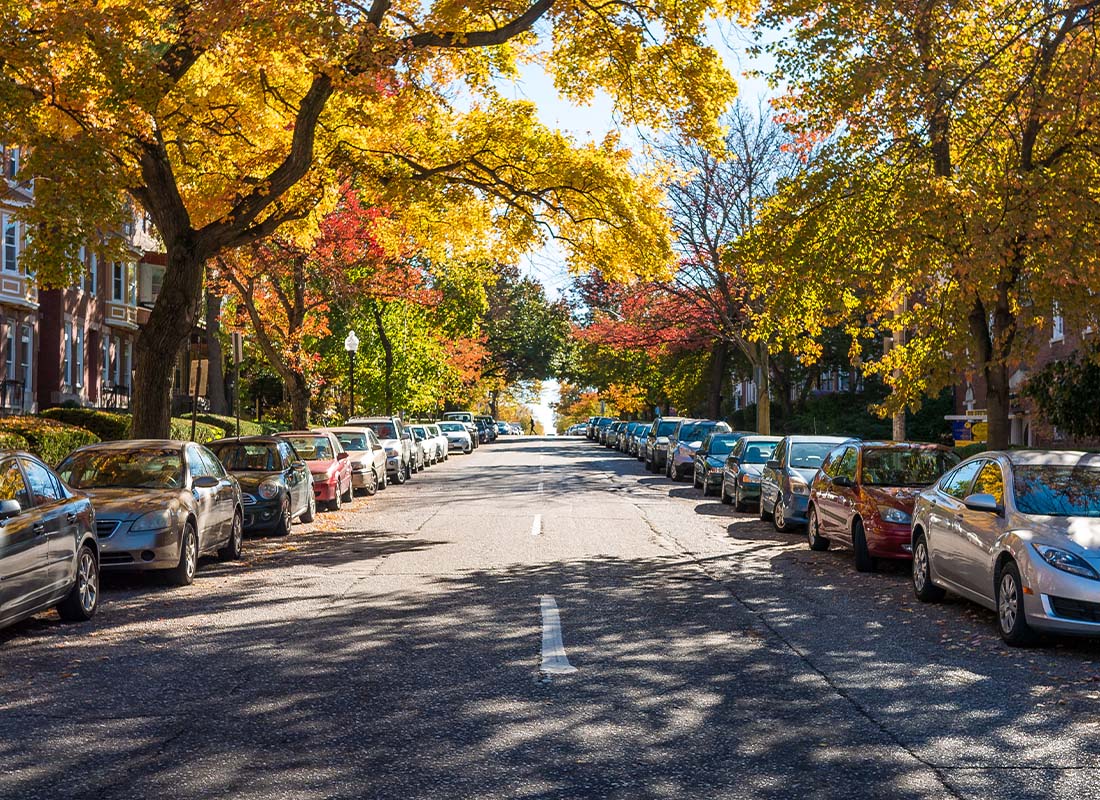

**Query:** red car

left=279, top=431, right=354, bottom=511
left=806, top=441, right=959, bottom=572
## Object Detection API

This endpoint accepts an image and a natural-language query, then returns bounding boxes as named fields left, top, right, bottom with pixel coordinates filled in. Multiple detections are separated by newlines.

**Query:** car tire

left=330, top=486, right=342, bottom=511
left=273, top=496, right=292, bottom=537
left=219, top=512, right=244, bottom=561
left=300, top=494, right=316, bottom=523
left=734, top=487, right=748, bottom=513
left=341, top=479, right=354, bottom=504
left=912, top=532, right=946, bottom=602
left=720, top=481, right=733, bottom=505
left=366, top=469, right=379, bottom=496
left=394, top=463, right=408, bottom=485
left=56, top=543, right=99, bottom=622
left=166, top=523, right=198, bottom=586
left=997, top=561, right=1040, bottom=646
left=807, top=508, right=830, bottom=551
left=772, top=498, right=792, bottom=532
left=759, top=496, right=772, bottom=521
left=701, top=478, right=711, bottom=497
left=852, top=519, right=875, bottom=573
left=692, top=468, right=701, bottom=489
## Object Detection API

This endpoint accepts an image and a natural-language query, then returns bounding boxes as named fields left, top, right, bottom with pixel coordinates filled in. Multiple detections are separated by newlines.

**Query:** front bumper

left=386, top=455, right=402, bottom=475
left=864, top=520, right=913, bottom=560
left=313, top=480, right=337, bottom=502
left=737, top=481, right=762, bottom=501
left=780, top=491, right=811, bottom=523
left=703, top=469, right=723, bottom=487
left=97, top=521, right=182, bottom=570
left=351, top=469, right=373, bottom=489
left=244, top=501, right=283, bottom=532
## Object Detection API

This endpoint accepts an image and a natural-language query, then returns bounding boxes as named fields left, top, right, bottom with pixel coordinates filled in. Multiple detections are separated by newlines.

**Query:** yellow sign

left=969, top=421, right=988, bottom=442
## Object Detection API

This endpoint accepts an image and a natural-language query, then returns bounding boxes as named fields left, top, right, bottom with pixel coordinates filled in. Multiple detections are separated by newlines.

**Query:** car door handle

left=66, top=512, right=78, bottom=522
left=32, top=522, right=45, bottom=534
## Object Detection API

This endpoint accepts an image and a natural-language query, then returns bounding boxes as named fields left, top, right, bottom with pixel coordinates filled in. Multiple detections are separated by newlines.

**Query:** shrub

left=0, top=417, right=100, bottom=465
left=39, top=408, right=132, bottom=440
left=192, top=413, right=265, bottom=438
left=169, top=417, right=224, bottom=443
left=0, top=431, right=29, bottom=451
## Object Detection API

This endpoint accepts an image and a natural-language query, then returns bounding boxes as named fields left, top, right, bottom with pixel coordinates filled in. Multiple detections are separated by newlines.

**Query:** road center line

left=539, top=596, right=578, bottom=675
left=538, top=481, right=544, bottom=494
left=530, top=514, right=542, bottom=536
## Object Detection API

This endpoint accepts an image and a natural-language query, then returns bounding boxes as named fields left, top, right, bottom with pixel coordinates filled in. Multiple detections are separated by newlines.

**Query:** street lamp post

left=344, top=330, right=359, bottom=419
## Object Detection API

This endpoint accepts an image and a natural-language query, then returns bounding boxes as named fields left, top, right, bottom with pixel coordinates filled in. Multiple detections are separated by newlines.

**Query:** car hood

left=306, top=459, right=338, bottom=473
left=739, top=463, right=765, bottom=477
left=790, top=467, right=818, bottom=484
left=1014, top=514, right=1100, bottom=553
left=378, top=438, right=400, bottom=449
left=232, top=471, right=282, bottom=491
left=80, top=487, right=185, bottom=519
left=863, top=485, right=922, bottom=512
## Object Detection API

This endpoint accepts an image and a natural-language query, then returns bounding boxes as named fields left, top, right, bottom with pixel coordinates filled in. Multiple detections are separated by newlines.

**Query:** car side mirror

left=963, top=493, right=1002, bottom=515
left=832, top=476, right=854, bottom=488
left=373, top=444, right=383, bottom=451
left=765, top=460, right=780, bottom=471
left=0, top=498, right=22, bottom=520
left=726, top=456, right=740, bottom=467
left=290, top=460, right=306, bottom=469
left=192, top=475, right=219, bottom=489
left=337, top=451, right=349, bottom=460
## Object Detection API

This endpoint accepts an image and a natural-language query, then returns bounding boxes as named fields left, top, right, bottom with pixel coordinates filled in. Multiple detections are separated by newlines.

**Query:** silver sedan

left=911, top=450, right=1100, bottom=645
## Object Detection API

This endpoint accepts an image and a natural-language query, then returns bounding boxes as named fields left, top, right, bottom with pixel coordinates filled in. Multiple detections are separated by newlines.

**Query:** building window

left=821, top=370, right=834, bottom=393
left=102, top=337, right=111, bottom=387
left=75, top=324, right=84, bottom=389
left=1051, top=305, right=1065, bottom=342
left=122, top=340, right=132, bottom=388
left=63, top=319, right=73, bottom=387
left=112, top=262, right=125, bottom=301
left=19, top=325, right=31, bottom=393
left=3, top=321, right=13, bottom=380
left=86, top=252, right=98, bottom=296
left=2, top=147, right=19, bottom=180
left=127, top=263, right=138, bottom=306
left=2, top=214, right=18, bottom=273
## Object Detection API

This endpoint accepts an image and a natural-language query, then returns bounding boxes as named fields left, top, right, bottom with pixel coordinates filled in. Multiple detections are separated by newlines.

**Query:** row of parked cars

left=586, top=415, right=1100, bottom=646
left=0, top=411, right=511, bottom=634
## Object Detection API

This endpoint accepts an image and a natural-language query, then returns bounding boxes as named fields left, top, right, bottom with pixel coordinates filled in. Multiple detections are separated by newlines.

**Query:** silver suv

left=347, top=416, right=415, bottom=484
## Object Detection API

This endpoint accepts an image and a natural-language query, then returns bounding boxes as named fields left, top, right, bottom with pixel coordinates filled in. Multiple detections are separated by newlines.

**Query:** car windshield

left=740, top=441, right=777, bottom=464
left=1014, top=465, right=1100, bottom=517
left=284, top=436, right=334, bottom=460
left=335, top=433, right=369, bottom=451
left=790, top=442, right=838, bottom=470
left=440, top=423, right=464, bottom=432
left=213, top=443, right=280, bottom=471
left=678, top=424, right=710, bottom=441
left=708, top=437, right=737, bottom=456
left=364, top=422, right=396, bottom=439
left=655, top=420, right=679, bottom=436
left=861, top=448, right=959, bottom=486
left=59, top=448, right=183, bottom=489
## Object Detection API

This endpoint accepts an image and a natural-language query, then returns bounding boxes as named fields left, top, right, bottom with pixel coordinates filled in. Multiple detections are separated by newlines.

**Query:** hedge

left=0, top=417, right=100, bottom=465
left=39, top=408, right=131, bottom=440
left=191, top=413, right=265, bottom=438
left=0, top=431, right=29, bottom=451
left=169, top=417, right=224, bottom=443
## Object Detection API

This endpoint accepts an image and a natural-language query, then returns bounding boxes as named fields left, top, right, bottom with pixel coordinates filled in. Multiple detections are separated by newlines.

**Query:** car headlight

left=741, top=474, right=760, bottom=484
left=788, top=477, right=810, bottom=495
left=131, top=509, right=174, bottom=532
left=1033, top=544, right=1100, bottom=581
left=880, top=507, right=912, bottom=525
left=311, top=471, right=332, bottom=482
left=385, top=447, right=399, bottom=457
left=258, top=479, right=281, bottom=500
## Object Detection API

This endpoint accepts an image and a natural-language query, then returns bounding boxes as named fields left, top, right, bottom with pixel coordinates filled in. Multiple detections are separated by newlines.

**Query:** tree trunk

left=204, top=289, right=229, bottom=415
left=372, top=305, right=394, bottom=415
left=755, top=342, right=771, bottom=435
left=985, top=361, right=1011, bottom=450
left=489, top=390, right=499, bottom=420
left=707, top=343, right=728, bottom=419
left=288, top=373, right=310, bottom=430
left=132, top=243, right=206, bottom=438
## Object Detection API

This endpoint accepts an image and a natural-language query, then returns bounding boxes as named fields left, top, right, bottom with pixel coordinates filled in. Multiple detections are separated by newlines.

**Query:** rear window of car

left=284, top=436, right=334, bottom=460
left=364, top=422, right=396, bottom=439
left=656, top=420, right=679, bottom=436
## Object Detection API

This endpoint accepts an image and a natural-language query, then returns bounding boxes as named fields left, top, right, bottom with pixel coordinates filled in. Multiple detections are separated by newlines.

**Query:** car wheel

left=997, top=561, right=1039, bottom=646
left=300, top=493, right=316, bottom=523
left=734, top=486, right=748, bottom=513
left=912, top=532, right=946, bottom=602
left=341, top=478, right=354, bottom=504
left=720, top=480, right=732, bottom=505
left=701, top=477, right=711, bottom=497
left=219, top=512, right=244, bottom=561
left=772, top=499, right=791, bottom=532
left=166, top=523, right=198, bottom=586
left=330, top=485, right=342, bottom=511
left=759, top=496, right=772, bottom=521
left=394, top=463, right=408, bottom=485
left=379, top=468, right=388, bottom=490
left=692, top=468, right=701, bottom=489
left=852, top=518, right=875, bottom=573
left=807, top=508, right=830, bottom=551
left=57, top=543, right=99, bottom=622
left=366, top=469, right=379, bottom=496
left=273, top=496, right=292, bottom=537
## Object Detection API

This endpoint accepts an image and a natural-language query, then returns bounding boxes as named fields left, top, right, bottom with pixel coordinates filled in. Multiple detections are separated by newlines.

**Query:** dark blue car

left=760, top=435, right=854, bottom=531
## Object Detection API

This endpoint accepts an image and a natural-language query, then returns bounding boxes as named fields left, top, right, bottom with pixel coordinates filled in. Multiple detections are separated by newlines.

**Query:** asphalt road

left=2, top=437, right=1100, bottom=800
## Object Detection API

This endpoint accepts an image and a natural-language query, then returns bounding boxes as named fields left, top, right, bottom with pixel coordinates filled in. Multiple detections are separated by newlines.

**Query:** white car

left=438, top=421, right=474, bottom=454
left=319, top=427, right=389, bottom=494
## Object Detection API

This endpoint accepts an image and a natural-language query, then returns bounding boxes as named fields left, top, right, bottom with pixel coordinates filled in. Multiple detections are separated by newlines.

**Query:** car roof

left=786, top=435, right=853, bottom=444
left=857, top=440, right=952, bottom=450
left=73, top=439, right=189, bottom=450
left=280, top=430, right=330, bottom=437
left=738, top=435, right=782, bottom=442
left=209, top=436, right=281, bottom=445
left=1001, top=450, right=1100, bottom=467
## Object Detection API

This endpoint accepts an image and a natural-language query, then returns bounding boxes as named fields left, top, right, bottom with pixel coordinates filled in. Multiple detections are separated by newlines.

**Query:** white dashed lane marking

left=539, top=596, right=577, bottom=675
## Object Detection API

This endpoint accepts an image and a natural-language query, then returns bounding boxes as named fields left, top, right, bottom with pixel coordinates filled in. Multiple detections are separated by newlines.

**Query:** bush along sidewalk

left=0, top=417, right=100, bottom=465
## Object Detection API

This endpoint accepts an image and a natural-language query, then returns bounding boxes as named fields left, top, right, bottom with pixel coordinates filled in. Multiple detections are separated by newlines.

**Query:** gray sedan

left=911, top=450, right=1100, bottom=645
left=58, top=440, right=244, bottom=586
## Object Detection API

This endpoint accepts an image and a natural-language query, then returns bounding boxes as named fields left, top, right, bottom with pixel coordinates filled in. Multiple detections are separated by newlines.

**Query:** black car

left=209, top=437, right=315, bottom=536
left=0, top=452, right=99, bottom=631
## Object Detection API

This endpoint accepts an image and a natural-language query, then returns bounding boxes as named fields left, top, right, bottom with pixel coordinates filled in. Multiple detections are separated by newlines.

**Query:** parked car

left=58, top=440, right=244, bottom=586
left=618, top=421, right=638, bottom=452
left=0, top=453, right=99, bottom=630
left=668, top=420, right=732, bottom=480
left=409, top=424, right=446, bottom=465
left=209, top=436, right=315, bottom=536
left=807, top=440, right=959, bottom=572
left=407, top=426, right=429, bottom=471
left=760, top=435, right=853, bottom=531
left=720, top=435, right=782, bottom=510
left=476, top=416, right=498, bottom=442
left=426, top=424, right=450, bottom=460
left=348, top=416, right=415, bottom=482
left=645, top=417, right=684, bottom=473
left=631, top=423, right=652, bottom=458
left=603, top=421, right=623, bottom=447
left=279, top=431, right=354, bottom=511
left=692, top=432, right=747, bottom=496
left=442, top=412, right=479, bottom=449
left=591, top=417, right=614, bottom=442
left=496, top=421, right=511, bottom=436
left=911, top=450, right=1100, bottom=645
left=439, top=421, right=474, bottom=454
left=322, top=427, right=389, bottom=494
